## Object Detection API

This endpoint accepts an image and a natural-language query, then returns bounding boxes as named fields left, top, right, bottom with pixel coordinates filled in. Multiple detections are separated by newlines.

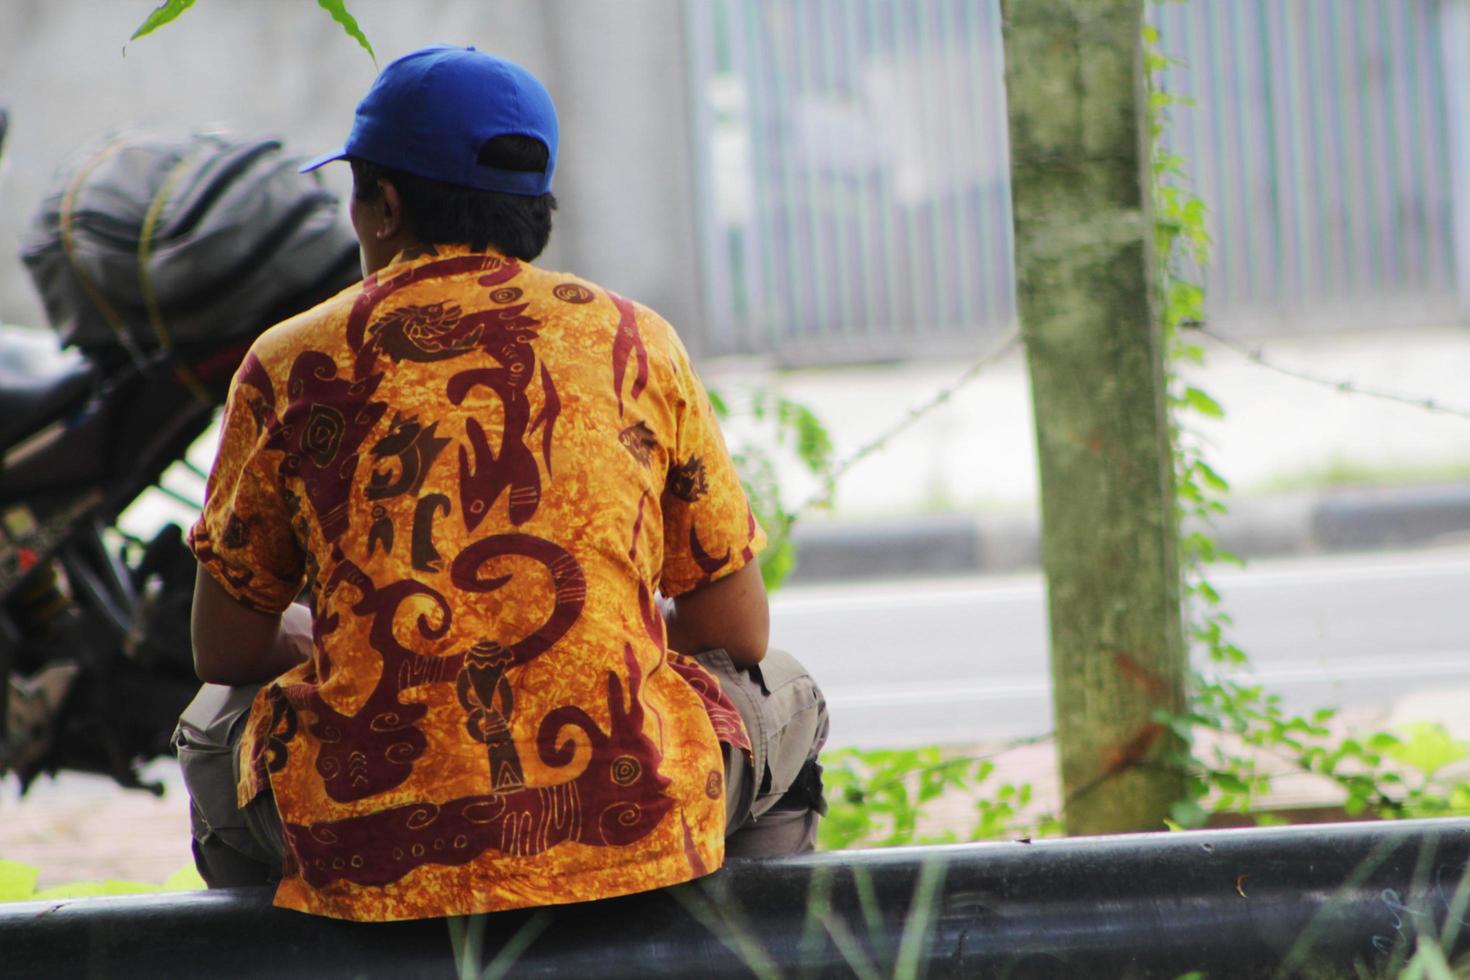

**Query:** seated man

left=175, top=44, right=827, bottom=921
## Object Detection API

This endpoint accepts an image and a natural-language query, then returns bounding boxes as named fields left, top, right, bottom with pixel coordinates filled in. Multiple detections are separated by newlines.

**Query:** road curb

left=787, top=481, right=1470, bottom=583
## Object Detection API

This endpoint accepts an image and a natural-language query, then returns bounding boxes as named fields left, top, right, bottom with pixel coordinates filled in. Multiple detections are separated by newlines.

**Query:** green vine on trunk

left=815, top=0, right=1470, bottom=853
left=1145, top=0, right=1470, bottom=830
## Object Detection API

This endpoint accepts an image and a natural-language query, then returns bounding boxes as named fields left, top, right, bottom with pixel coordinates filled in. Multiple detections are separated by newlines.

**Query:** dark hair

left=350, top=135, right=556, bottom=260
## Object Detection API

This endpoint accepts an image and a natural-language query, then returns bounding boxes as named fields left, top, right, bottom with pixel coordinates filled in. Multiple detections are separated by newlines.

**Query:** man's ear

left=374, top=178, right=407, bottom=242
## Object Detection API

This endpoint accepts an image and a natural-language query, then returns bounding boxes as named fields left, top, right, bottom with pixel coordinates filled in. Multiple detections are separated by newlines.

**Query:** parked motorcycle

left=0, top=110, right=360, bottom=793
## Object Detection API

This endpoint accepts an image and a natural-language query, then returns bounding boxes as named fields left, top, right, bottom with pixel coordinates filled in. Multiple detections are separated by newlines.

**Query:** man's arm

left=663, top=560, right=769, bottom=668
left=191, top=565, right=312, bottom=685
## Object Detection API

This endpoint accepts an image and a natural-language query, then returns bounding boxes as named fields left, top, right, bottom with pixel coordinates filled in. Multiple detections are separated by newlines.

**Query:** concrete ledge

left=1312, top=483, right=1470, bottom=552
left=786, top=513, right=984, bottom=582
left=788, top=481, right=1470, bottom=582
left=3, top=819, right=1469, bottom=978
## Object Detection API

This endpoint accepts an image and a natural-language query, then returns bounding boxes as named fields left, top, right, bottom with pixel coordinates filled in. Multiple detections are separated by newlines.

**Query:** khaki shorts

left=696, top=648, right=830, bottom=857
left=173, top=683, right=285, bottom=885
left=175, top=648, right=828, bottom=885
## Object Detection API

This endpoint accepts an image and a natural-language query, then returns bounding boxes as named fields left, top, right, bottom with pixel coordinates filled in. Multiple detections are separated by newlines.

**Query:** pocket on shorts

left=177, top=738, right=253, bottom=846
left=175, top=684, right=258, bottom=845
left=748, top=650, right=827, bottom=808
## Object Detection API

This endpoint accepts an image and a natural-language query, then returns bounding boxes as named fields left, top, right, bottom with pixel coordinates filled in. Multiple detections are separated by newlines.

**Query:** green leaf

left=1161, top=712, right=1196, bottom=741
left=31, top=882, right=108, bottom=900
left=750, top=389, right=767, bottom=421
left=316, top=0, right=376, bottom=63
left=774, top=398, right=834, bottom=475
left=163, top=864, right=207, bottom=892
left=1196, top=462, right=1230, bottom=493
left=1169, top=281, right=1205, bottom=318
left=1175, top=342, right=1205, bottom=364
left=1367, top=732, right=1402, bottom=752
left=130, top=0, right=197, bottom=41
left=29, top=879, right=158, bottom=900
left=758, top=537, right=796, bottom=591
left=1387, top=723, right=1469, bottom=778
left=707, top=388, right=729, bottom=419
left=1168, top=798, right=1207, bottom=829
left=1213, top=773, right=1250, bottom=794
left=0, top=860, right=39, bottom=902
left=1182, top=386, right=1225, bottom=419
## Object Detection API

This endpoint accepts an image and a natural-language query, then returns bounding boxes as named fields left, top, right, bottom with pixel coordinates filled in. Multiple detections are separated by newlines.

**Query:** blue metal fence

left=685, top=0, right=1016, bottom=361
left=686, top=0, right=1464, bottom=362
left=1154, top=0, right=1461, bottom=323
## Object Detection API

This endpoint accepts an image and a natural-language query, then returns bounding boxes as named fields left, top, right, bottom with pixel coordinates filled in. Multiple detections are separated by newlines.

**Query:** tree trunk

left=1000, top=0, right=1187, bottom=834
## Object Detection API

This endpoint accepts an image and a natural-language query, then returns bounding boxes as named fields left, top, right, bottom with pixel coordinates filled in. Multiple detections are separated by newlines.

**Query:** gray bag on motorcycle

left=19, top=132, right=359, bottom=355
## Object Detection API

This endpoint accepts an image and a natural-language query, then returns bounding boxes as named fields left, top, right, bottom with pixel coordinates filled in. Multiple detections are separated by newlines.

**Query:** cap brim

left=298, top=146, right=348, bottom=173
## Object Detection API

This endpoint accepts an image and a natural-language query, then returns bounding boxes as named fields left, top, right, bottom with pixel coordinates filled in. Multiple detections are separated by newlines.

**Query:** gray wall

left=0, top=0, right=704, bottom=344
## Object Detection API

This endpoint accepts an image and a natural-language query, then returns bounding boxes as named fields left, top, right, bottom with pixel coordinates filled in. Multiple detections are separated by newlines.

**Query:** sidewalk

left=701, top=325, right=1470, bottom=583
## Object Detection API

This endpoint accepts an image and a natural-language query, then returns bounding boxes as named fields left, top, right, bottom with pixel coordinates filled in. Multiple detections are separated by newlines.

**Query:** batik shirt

left=190, top=245, right=762, bottom=921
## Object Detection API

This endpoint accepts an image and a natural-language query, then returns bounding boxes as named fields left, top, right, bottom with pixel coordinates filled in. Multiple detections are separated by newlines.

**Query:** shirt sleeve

left=188, top=355, right=306, bottom=614
left=659, top=337, right=766, bottom=598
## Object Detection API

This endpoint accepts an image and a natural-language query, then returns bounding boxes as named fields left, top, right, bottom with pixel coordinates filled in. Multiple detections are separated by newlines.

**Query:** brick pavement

left=1, top=762, right=193, bottom=889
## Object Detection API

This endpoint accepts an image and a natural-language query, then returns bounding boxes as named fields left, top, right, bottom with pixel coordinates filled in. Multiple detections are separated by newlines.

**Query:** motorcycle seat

left=0, top=330, right=97, bottom=449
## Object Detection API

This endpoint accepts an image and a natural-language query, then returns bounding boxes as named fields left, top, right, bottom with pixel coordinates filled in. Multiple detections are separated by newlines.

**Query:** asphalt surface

left=773, top=544, right=1470, bottom=749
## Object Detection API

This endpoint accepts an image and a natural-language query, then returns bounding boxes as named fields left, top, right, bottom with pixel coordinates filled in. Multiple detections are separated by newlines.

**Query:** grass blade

left=480, top=911, right=552, bottom=980
left=668, top=881, right=784, bottom=980
left=446, top=917, right=468, bottom=978
left=819, top=909, right=883, bottom=980
left=894, top=856, right=949, bottom=980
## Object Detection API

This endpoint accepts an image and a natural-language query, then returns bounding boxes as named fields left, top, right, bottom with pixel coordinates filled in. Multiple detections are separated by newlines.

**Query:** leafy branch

left=711, top=386, right=837, bottom=590
left=819, top=740, right=1061, bottom=852
left=713, top=325, right=1021, bottom=592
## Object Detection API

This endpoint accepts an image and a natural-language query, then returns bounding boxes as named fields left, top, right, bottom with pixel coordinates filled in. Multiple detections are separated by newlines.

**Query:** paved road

left=771, top=545, right=1470, bottom=749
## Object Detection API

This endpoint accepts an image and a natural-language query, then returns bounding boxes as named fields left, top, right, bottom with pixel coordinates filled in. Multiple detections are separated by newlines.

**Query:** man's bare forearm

left=192, top=565, right=312, bottom=685
left=662, top=560, right=769, bottom=668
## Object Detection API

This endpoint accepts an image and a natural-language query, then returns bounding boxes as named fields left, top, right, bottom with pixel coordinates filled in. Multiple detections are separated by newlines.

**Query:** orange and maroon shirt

left=190, top=245, right=762, bottom=921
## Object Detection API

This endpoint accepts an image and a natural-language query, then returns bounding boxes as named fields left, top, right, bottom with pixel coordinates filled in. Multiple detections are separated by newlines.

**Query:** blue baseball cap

left=299, top=45, right=557, bottom=196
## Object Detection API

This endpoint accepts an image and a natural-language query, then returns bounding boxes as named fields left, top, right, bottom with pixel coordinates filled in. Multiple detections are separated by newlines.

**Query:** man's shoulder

left=246, top=279, right=362, bottom=370
left=525, top=264, right=681, bottom=344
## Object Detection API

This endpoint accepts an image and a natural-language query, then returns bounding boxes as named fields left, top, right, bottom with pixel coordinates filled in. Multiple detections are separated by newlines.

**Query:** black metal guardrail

left=2, top=818, right=1468, bottom=979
